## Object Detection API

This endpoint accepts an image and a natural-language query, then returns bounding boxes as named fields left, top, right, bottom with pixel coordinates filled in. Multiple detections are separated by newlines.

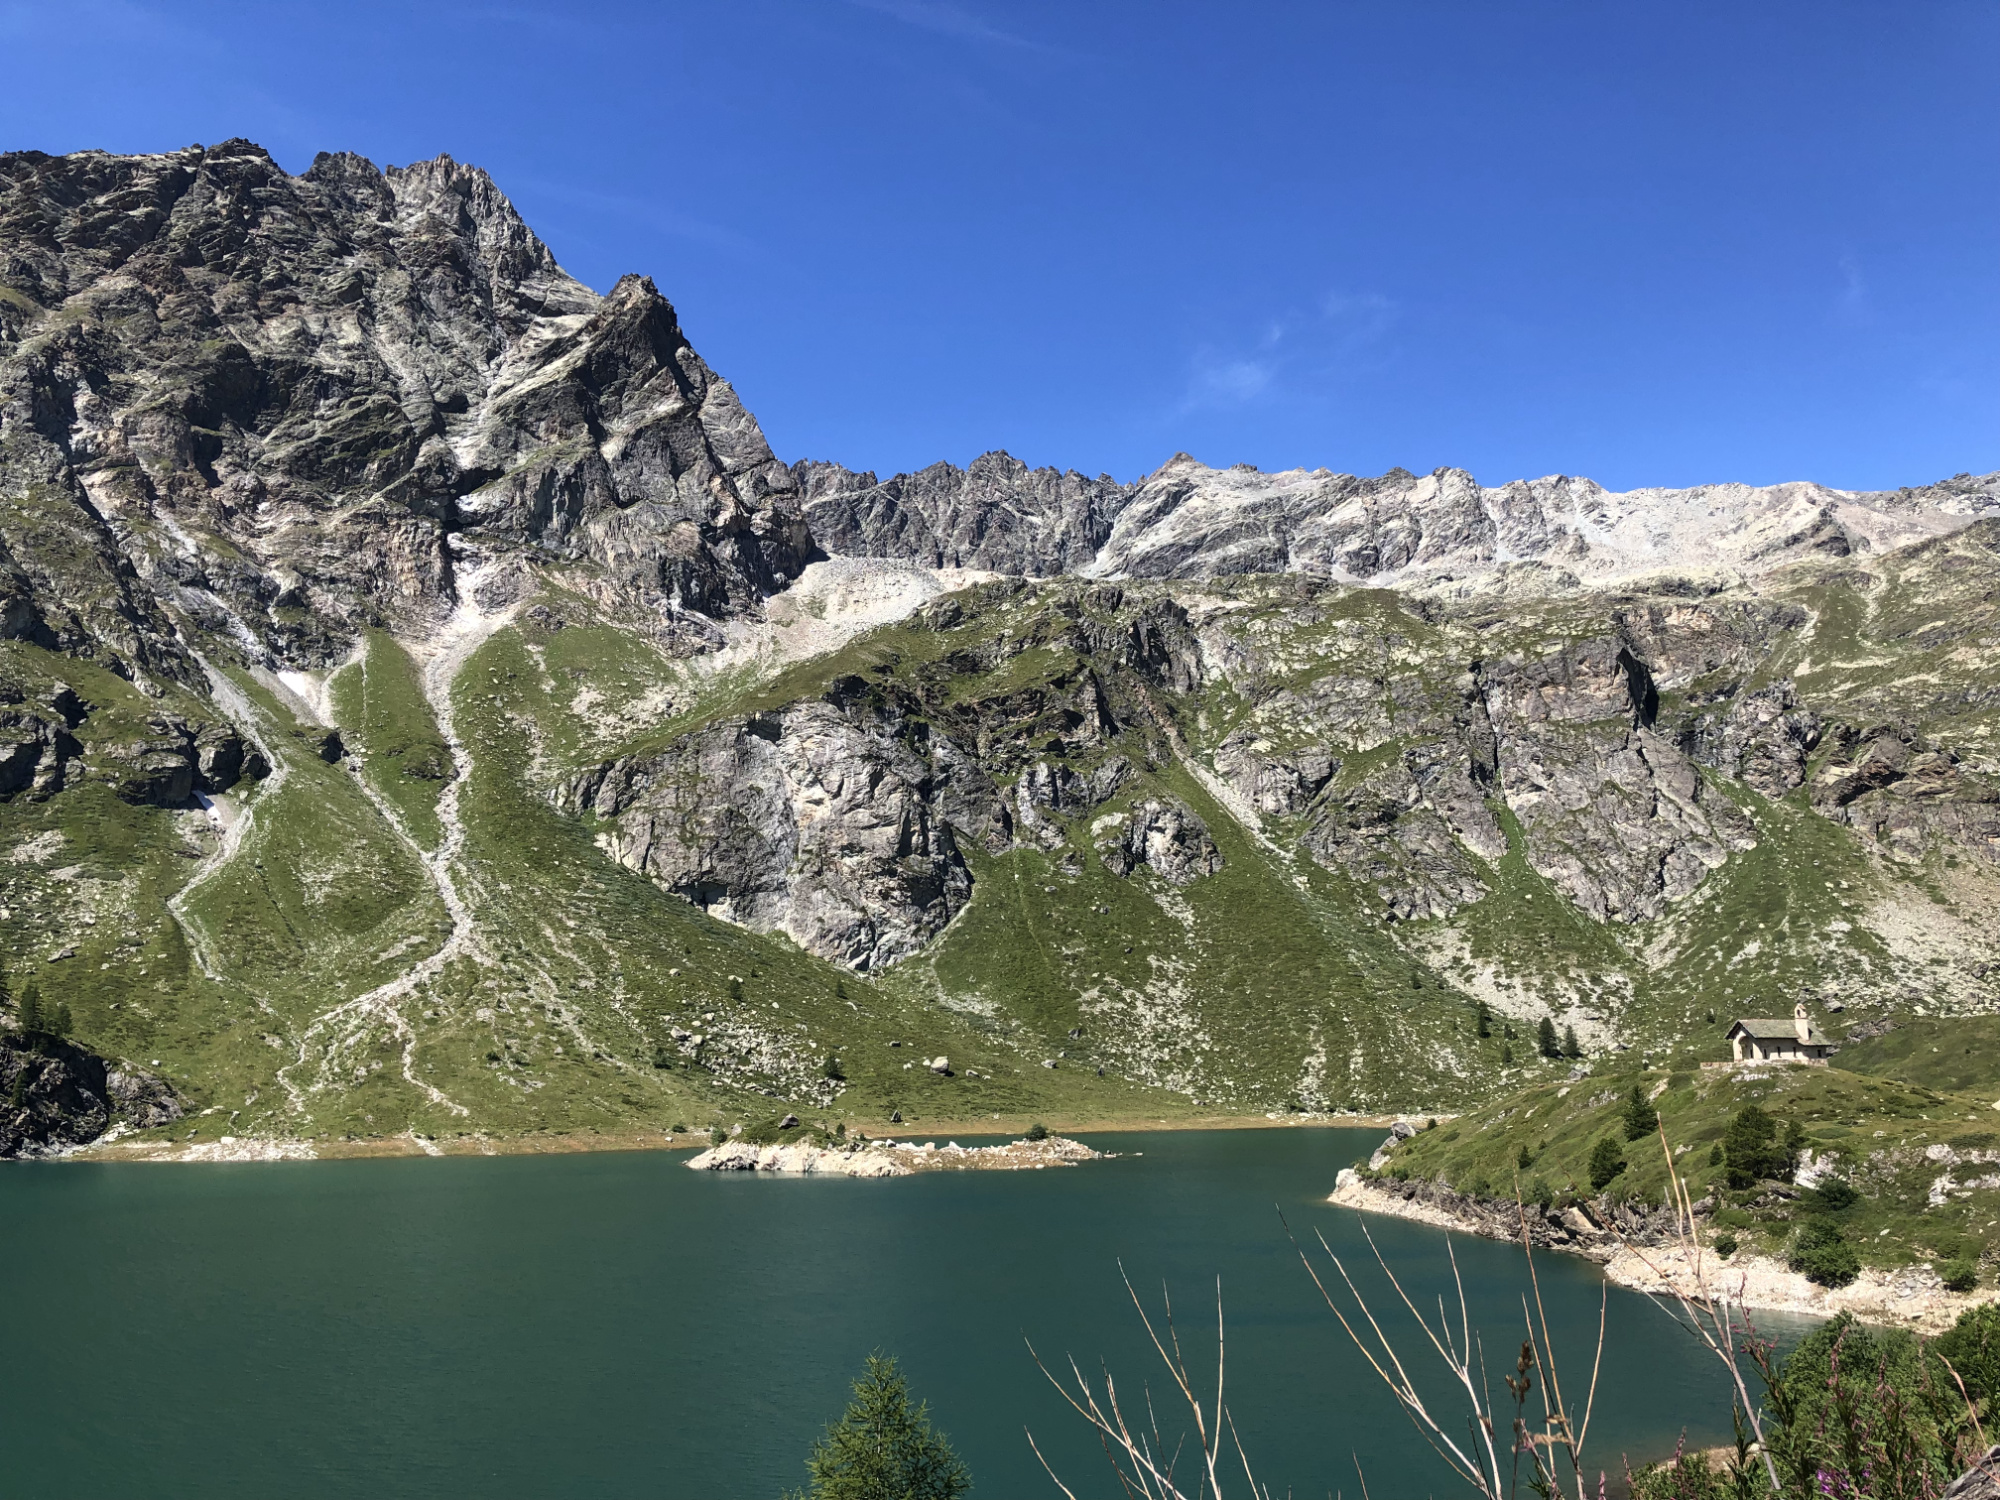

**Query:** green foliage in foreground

left=1631, top=1307, right=1998, bottom=1499
left=788, top=1354, right=970, bottom=1500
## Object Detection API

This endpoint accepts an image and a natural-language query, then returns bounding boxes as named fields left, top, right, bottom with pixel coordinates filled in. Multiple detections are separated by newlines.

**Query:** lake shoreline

left=1329, top=1171, right=1999, bottom=1334
left=62, top=1109, right=1415, bottom=1164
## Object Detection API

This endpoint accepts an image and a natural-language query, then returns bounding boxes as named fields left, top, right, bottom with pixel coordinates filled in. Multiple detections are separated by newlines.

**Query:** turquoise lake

left=0, top=1128, right=1810, bottom=1496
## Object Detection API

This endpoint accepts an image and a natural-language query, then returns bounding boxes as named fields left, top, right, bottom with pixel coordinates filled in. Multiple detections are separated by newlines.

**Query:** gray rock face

left=1677, top=682, right=1823, bottom=798
left=1011, top=754, right=1130, bottom=849
left=1088, top=460, right=1996, bottom=585
left=105, top=1065, right=185, bottom=1129
left=1, top=1034, right=177, bottom=1156
left=1478, top=639, right=1755, bottom=922
left=793, top=452, right=1129, bottom=577
left=1811, top=724, right=2000, bottom=864
left=0, top=675, right=257, bottom=804
left=553, top=692, right=1007, bottom=971
left=0, top=140, right=810, bottom=673
left=1092, top=796, right=1222, bottom=885
left=801, top=449, right=1997, bottom=590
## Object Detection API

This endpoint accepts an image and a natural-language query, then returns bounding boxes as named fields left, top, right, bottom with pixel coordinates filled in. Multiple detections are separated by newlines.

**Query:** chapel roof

left=1728, top=1017, right=1831, bottom=1045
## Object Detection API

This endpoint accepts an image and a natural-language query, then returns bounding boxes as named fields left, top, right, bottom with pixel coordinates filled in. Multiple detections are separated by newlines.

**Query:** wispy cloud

left=509, top=177, right=763, bottom=257
left=1185, top=354, right=1276, bottom=407
left=1176, top=291, right=1400, bottom=414
left=1834, top=253, right=1870, bottom=326
left=846, top=0, right=1045, bottom=51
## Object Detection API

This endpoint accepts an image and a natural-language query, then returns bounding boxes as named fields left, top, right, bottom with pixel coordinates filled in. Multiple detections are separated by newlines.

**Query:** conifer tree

left=790, top=1353, right=969, bottom=1500
left=1475, top=1000, right=1492, bottom=1039
left=1621, top=1083, right=1658, bottom=1141
left=1561, top=1025, right=1582, bottom=1059
left=16, top=983, right=41, bottom=1036
left=1537, top=1016, right=1560, bottom=1059
left=1588, top=1135, right=1626, bottom=1190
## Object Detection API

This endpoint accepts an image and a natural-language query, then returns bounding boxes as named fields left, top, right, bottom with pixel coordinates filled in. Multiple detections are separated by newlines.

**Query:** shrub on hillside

left=1801, top=1176, right=1859, bottom=1213
left=1638, top=1311, right=1987, bottom=1498
left=1789, top=1219, right=1860, bottom=1288
left=1938, top=1258, right=1979, bottom=1294
left=1588, top=1136, right=1626, bottom=1190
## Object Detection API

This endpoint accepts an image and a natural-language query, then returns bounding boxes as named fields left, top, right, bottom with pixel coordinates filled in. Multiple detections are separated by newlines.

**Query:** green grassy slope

left=325, top=631, right=454, bottom=849
left=1835, top=1017, right=2000, bottom=1098
left=5, top=533, right=1997, bottom=1149
left=1376, top=1044, right=2000, bottom=1276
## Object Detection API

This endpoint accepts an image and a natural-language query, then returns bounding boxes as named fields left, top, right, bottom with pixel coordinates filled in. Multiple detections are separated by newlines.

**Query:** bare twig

left=1603, top=1123, right=1782, bottom=1492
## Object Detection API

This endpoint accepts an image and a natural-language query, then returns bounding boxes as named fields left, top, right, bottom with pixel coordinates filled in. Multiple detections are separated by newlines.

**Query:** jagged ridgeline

left=1, top=141, right=1996, bottom=1150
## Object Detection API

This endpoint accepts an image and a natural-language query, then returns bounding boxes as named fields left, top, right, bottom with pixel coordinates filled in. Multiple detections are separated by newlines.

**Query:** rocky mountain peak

left=817, top=447, right=1993, bottom=591
left=0, top=140, right=808, bottom=679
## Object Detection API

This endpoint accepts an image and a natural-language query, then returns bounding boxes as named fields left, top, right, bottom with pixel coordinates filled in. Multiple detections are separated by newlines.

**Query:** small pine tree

left=1537, top=1016, right=1560, bottom=1059
left=1516, top=1142, right=1534, bottom=1169
left=835, top=978, right=848, bottom=1001
left=728, top=977, right=744, bottom=1003
left=1475, top=1000, right=1492, bottom=1039
left=49, top=1001, right=70, bottom=1037
left=1500, top=1041, right=1514, bottom=1067
left=16, top=984, right=41, bottom=1036
left=1588, top=1135, right=1627, bottom=1190
left=1561, top=1025, right=1582, bottom=1059
left=1722, top=1103, right=1785, bottom=1188
left=1621, top=1084, right=1659, bottom=1142
left=791, top=1353, right=969, bottom=1500
left=0, top=960, right=10, bottom=1012
left=823, top=1055, right=845, bottom=1082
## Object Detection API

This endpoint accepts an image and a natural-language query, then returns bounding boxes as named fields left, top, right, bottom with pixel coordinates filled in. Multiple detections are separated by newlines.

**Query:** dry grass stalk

left=1287, top=1197, right=1609, bottom=1499
left=1024, top=1262, right=1269, bottom=1500
left=1603, top=1125, right=1783, bottom=1493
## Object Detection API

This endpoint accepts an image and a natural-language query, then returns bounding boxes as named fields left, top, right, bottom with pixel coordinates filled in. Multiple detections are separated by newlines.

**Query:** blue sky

left=2, top=1, right=1994, bottom=490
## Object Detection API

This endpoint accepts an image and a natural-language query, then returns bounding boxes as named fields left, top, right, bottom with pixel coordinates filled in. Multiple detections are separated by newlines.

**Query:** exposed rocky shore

left=1330, top=1168, right=1999, bottom=1334
left=1, top=1034, right=182, bottom=1157
left=687, top=1133, right=1106, bottom=1176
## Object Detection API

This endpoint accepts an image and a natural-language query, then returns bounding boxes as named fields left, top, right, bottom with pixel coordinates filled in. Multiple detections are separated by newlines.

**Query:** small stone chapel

left=1725, top=1002, right=1833, bottom=1065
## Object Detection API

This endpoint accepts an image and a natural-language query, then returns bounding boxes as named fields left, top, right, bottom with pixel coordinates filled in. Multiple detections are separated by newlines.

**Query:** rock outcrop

left=1092, top=796, right=1222, bottom=885
left=687, top=1132, right=1106, bottom=1174
left=554, top=692, right=1005, bottom=970
left=1, top=1035, right=181, bottom=1157
left=793, top=452, right=1128, bottom=577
